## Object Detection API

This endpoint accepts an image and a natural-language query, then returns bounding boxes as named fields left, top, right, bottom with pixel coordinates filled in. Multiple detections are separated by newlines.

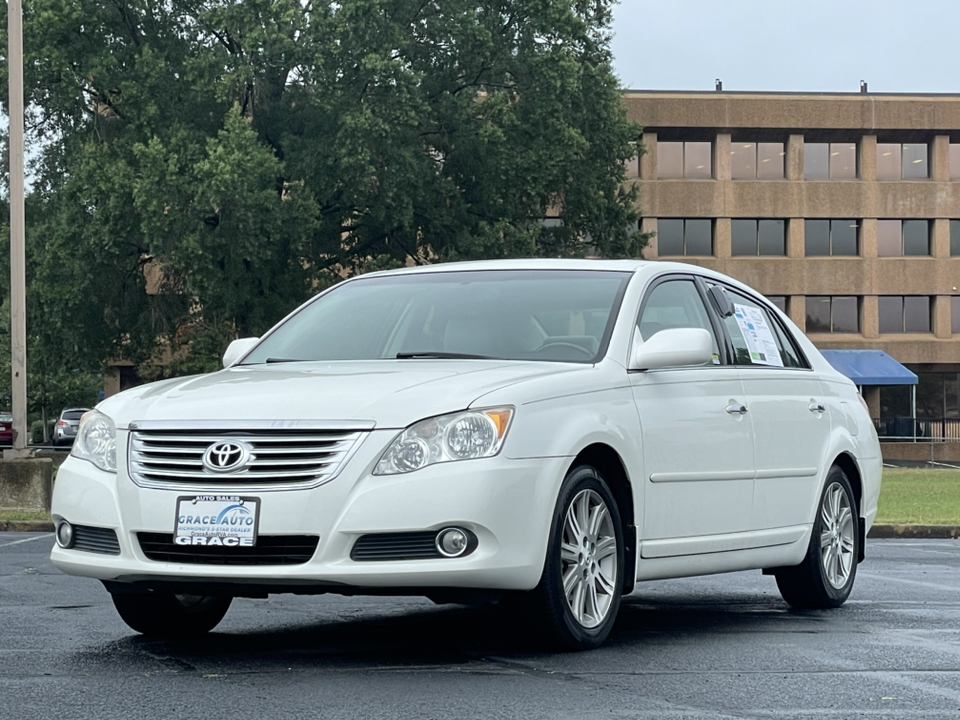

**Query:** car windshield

left=62, top=410, right=87, bottom=421
left=242, top=269, right=632, bottom=365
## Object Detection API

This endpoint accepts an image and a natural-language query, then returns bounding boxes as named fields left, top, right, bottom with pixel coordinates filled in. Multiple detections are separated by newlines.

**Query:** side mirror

left=630, top=328, right=713, bottom=371
left=222, top=337, right=260, bottom=368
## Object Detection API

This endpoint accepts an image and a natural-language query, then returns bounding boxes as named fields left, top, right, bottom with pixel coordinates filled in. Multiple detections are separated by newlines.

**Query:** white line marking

left=860, top=572, right=960, bottom=593
left=0, top=533, right=54, bottom=548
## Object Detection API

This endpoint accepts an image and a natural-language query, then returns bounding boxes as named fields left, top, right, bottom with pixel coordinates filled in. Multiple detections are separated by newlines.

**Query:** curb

left=0, top=521, right=54, bottom=533
left=4, top=521, right=960, bottom=539
left=868, top=524, right=960, bottom=539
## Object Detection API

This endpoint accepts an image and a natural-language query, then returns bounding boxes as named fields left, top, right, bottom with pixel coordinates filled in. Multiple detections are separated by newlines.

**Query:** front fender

left=501, top=387, right=641, bottom=469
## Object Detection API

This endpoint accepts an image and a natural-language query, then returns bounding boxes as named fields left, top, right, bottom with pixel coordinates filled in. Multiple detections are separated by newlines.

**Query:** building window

left=915, top=373, right=960, bottom=420
left=951, top=145, right=960, bottom=181
left=881, top=374, right=960, bottom=429
left=623, top=141, right=639, bottom=179
left=766, top=296, right=788, bottom=314
left=658, top=142, right=713, bottom=179
left=805, top=296, right=859, bottom=333
left=731, top=142, right=785, bottom=179
left=952, top=220, right=960, bottom=256
left=804, top=219, right=859, bottom=256
left=731, top=219, right=785, bottom=256
left=656, top=219, right=713, bottom=256
left=953, top=297, right=960, bottom=334
left=877, top=143, right=929, bottom=179
left=877, top=220, right=930, bottom=256
left=804, top=142, right=857, bottom=179
left=878, top=296, right=932, bottom=333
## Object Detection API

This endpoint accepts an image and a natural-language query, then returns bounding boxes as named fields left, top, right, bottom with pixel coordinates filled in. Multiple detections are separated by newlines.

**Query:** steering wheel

left=535, top=341, right=595, bottom=359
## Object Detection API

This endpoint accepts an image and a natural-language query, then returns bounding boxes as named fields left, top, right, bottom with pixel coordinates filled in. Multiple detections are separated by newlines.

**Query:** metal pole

left=911, top=384, right=917, bottom=444
left=7, top=0, right=29, bottom=457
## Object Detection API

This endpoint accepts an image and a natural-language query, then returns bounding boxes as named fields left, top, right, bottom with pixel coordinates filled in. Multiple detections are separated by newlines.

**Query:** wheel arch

left=832, top=452, right=865, bottom=563
left=570, top=443, right=637, bottom=595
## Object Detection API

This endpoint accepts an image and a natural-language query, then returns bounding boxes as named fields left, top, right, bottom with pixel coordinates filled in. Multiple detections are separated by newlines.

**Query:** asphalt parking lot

left=2, top=533, right=960, bottom=720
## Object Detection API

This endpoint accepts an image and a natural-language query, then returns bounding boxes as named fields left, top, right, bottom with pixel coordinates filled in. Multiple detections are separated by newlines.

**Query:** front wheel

left=110, top=591, right=232, bottom=637
left=775, top=466, right=859, bottom=609
left=530, top=465, right=624, bottom=650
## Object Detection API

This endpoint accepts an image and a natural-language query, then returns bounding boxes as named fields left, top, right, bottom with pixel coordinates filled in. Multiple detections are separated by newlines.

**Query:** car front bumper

left=50, top=431, right=568, bottom=594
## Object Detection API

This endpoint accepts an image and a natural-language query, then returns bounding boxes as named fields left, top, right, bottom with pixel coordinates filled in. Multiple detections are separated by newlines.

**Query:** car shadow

left=70, top=588, right=838, bottom=671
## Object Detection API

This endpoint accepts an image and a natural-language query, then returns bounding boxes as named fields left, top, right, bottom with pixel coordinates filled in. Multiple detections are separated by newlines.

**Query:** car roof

left=356, top=258, right=652, bottom=277
left=350, top=259, right=764, bottom=298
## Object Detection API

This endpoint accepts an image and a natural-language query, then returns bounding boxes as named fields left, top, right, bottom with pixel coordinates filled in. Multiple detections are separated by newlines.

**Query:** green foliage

left=7, top=0, right=644, bottom=374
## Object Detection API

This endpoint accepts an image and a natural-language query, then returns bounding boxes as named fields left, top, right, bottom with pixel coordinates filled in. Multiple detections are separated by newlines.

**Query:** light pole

left=6, top=0, right=29, bottom=458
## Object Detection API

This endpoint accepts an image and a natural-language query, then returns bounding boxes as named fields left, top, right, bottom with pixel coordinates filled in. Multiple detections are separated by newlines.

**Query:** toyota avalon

left=50, top=259, right=882, bottom=649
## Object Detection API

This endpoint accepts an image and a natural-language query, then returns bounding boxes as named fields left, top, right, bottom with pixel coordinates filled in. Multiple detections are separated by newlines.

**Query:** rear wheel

left=529, top=465, right=624, bottom=650
left=775, top=466, right=859, bottom=609
left=110, top=591, right=232, bottom=637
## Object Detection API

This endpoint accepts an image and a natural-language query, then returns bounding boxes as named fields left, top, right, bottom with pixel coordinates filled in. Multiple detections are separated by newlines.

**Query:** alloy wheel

left=560, top=488, right=619, bottom=628
left=819, top=481, right=855, bottom=589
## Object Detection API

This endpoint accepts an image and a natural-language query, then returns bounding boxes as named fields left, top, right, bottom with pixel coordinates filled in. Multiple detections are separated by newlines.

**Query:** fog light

left=56, top=520, right=74, bottom=549
left=436, top=527, right=469, bottom=557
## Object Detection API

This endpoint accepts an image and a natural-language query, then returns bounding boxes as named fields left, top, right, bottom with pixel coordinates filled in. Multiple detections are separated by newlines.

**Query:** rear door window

left=710, top=285, right=807, bottom=369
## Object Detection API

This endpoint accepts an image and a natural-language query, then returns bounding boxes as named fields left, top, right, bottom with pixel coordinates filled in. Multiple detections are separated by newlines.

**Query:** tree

left=6, top=0, right=644, bottom=374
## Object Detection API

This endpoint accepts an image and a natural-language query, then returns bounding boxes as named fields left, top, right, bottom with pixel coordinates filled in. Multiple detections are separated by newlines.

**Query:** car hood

left=99, top=360, right=589, bottom=429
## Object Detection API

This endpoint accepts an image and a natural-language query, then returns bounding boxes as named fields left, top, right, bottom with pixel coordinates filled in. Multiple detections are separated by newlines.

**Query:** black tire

left=529, top=465, right=625, bottom=651
left=775, top=466, right=859, bottom=609
left=110, top=591, right=232, bottom=637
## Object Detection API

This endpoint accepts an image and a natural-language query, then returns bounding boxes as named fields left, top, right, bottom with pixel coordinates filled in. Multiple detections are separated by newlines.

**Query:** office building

left=623, top=91, right=960, bottom=459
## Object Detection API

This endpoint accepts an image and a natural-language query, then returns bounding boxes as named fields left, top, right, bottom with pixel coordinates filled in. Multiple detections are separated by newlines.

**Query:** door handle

left=726, top=403, right=748, bottom=415
left=809, top=402, right=826, bottom=414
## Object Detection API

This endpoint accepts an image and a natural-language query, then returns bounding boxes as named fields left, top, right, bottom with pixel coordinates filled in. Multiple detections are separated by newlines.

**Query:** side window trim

left=693, top=276, right=735, bottom=366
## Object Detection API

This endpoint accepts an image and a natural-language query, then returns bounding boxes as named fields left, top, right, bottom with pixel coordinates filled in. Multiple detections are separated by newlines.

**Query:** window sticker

left=732, top=303, right=784, bottom=367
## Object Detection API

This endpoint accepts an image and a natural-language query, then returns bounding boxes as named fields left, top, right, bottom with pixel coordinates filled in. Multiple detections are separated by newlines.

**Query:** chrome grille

left=128, top=421, right=370, bottom=490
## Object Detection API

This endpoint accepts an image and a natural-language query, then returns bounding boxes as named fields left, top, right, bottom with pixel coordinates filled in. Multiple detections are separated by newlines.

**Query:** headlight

left=70, top=410, right=117, bottom=473
left=374, top=407, right=514, bottom=475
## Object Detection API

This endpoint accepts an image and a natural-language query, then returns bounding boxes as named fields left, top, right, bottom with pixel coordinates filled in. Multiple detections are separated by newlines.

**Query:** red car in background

left=0, top=413, right=12, bottom=446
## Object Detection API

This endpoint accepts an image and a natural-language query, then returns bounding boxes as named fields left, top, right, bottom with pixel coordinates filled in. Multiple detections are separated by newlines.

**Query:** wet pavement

left=2, top=533, right=960, bottom=719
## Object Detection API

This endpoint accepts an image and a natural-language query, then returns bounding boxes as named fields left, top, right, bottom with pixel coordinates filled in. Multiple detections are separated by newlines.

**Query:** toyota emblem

left=201, top=440, right=253, bottom=473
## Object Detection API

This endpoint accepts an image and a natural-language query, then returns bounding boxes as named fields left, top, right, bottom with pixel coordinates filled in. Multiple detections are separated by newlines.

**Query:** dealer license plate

left=174, top=495, right=260, bottom=547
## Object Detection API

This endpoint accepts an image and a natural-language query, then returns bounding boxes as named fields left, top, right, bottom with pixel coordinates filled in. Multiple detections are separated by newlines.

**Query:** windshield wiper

left=396, top=351, right=498, bottom=360
left=264, top=357, right=304, bottom=364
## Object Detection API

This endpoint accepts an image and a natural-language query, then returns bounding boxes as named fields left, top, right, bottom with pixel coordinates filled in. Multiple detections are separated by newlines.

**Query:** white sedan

left=50, top=259, right=882, bottom=650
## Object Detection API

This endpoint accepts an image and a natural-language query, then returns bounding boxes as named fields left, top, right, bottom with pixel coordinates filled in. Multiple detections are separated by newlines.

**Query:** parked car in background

left=53, top=408, right=92, bottom=447
left=0, top=412, right=12, bottom=446
left=50, top=260, right=882, bottom=650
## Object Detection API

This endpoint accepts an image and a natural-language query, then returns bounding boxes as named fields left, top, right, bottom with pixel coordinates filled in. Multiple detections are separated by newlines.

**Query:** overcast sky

left=611, top=0, right=960, bottom=94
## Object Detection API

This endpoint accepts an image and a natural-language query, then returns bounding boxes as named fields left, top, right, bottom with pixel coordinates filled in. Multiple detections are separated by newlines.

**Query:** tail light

left=56, top=420, right=68, bottom=428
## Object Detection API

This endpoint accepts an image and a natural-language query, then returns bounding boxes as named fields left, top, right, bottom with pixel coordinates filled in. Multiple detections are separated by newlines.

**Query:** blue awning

left=820, top=350, right=918, bottom=386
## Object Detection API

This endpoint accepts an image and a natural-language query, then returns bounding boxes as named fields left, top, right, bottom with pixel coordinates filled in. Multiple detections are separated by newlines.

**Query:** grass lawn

left=0, top=510, right=50, bottom=523
left=877, top=468, right=960, bottom=525
left=2, top=468, right=959, bottom=527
